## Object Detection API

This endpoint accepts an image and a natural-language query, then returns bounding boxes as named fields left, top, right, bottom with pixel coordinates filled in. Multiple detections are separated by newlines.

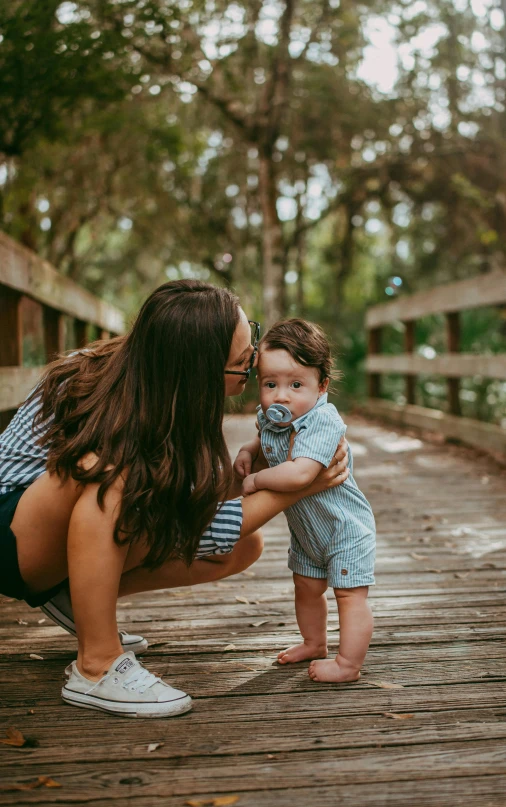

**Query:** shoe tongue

left=110, top=652, right=137, bottom=677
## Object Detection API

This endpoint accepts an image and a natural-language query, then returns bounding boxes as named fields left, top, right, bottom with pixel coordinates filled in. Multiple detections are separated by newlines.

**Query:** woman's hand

left=234, top=449, right=254, bottom=479
left=302, top=437, right=349, bottom=497
left=241, top=473, right=258, bottom=497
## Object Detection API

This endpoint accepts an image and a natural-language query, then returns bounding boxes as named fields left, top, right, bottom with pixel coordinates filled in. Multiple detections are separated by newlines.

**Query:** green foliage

left=1, top=0, right=506, bottom=421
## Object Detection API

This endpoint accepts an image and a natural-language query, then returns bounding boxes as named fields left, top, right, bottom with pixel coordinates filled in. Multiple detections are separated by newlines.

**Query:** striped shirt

left=0, top=395, right=243, bottom=558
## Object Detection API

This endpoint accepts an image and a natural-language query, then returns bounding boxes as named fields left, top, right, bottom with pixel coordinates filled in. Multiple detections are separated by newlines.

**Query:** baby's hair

left=259, top=318, right=340, bottom=385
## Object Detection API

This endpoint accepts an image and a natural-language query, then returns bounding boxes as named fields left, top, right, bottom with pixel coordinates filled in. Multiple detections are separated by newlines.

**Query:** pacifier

left=265, top=403, right=293, bottom=425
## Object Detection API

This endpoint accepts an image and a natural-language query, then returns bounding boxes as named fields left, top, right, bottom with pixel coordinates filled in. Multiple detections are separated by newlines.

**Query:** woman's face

left=225, top=308, right=257, bottom=396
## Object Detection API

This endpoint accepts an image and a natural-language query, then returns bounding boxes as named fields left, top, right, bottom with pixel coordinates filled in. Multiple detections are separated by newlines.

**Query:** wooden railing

left=0, top=231, right=125, bottom=430
left=363, top=272, right=506, bottom=456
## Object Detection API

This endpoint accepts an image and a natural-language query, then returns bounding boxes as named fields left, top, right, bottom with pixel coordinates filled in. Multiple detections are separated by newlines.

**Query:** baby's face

left=258, top=348, right=328, bottom=423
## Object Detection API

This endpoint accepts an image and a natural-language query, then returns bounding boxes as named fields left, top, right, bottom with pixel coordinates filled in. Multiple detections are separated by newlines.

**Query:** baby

left=234, top=319, right=376, bottom=683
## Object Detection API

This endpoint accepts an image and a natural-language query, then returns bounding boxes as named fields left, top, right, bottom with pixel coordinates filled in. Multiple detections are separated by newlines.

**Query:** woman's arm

left=239, top=438, right=349, bottom=537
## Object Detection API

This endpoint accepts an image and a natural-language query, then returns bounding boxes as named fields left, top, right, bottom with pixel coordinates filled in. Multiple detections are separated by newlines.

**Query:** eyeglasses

left=225, top=320, right=261, bottom=380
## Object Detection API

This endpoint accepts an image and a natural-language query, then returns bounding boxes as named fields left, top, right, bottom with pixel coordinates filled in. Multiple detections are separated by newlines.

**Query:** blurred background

left=1, top=0, right=505, bottom=418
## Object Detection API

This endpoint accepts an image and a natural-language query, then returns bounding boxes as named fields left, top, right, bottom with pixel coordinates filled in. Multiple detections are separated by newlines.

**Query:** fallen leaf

left=235, top=596, right=249, bottom=604
left=241, top=571, right=256, bottom=577
left=37, top=619, right=46, bottom=624
left=223, top=644, right=237, bottom=651
left=185, top=797, right=239, bottom=807
left=423, top=525, right=434, bottom=532
left=41, top=777, right=61, bottom=788
left=454, top=572, right=470, bottom=579
left=266, top=753, right=275, bottom=759
left=249, top=621, right=268, bottom=627
left=0, top=776, right=61, bottom=792
left=383, top=712, right=414, bottom=719
left=29, top=654, right=44, bottom=660
left=0, top=728, right=26, bottom=747
left=410, top=552, right=428, bottom=560
left=367, top=681, right=405, bottom=689
left=147, top=742, right=164, bottom=752
left=479, top=562, right=497, bottom=569
left=425, top=568, right=442, bottom=574
left=327, top=626, right=339, bottom=632
left=17, top=619, right=28, bottom=625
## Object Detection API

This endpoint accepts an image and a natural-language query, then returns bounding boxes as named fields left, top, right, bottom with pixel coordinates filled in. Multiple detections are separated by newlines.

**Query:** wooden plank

left=365, top=353, right=506, bottom=380
left=360, top=398, right=506, bottom=455
left=0, top=230, right=125, bottom=333
left=0, top=709, right=505, bottom=766
left=366, top=271, right=506, bottom=327
left=0, top=367, right=44, bottom=411
left=1, top=740, right=506, bottom=802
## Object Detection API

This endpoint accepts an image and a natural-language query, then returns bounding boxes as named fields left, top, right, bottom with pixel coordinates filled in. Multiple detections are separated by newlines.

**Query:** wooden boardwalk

left=1, top=414, right=506, bottom=806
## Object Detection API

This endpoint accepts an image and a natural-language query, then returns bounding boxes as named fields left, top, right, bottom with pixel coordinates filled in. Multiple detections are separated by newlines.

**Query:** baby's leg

left=309, top=586, right=372, bottom=682
left=278, top=574, right=329, bottom=664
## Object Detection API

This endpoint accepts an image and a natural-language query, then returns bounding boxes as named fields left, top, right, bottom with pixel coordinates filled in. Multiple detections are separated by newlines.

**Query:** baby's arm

left=242, top=457, right=322, bottom=495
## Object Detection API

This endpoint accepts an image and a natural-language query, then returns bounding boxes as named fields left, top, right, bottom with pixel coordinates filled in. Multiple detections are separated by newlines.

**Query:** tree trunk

left=258, top=153, right=285, bottom=326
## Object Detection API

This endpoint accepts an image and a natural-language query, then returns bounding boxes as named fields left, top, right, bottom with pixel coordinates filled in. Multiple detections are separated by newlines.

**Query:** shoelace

left=83, top=666, right=162, bottom=696
left=123, top=667, right=162, bottom=694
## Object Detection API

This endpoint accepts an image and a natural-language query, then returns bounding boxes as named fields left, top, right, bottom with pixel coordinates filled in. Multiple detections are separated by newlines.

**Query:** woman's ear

left=319, top=378, right=330, bottom=395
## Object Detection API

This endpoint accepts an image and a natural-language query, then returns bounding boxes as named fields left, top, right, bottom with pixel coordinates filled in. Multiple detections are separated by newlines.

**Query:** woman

left=0, top=280, right=349, bottom=718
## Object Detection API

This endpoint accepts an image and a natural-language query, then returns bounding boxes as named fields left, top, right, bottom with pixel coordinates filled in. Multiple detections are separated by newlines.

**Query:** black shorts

left=0, top=488, right=67, bottom=607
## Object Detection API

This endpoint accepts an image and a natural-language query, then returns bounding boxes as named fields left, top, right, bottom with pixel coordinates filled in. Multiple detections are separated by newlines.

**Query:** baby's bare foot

left=277, top=642, right=328, bottom=664
left=308, top=657, right=361, bottom=683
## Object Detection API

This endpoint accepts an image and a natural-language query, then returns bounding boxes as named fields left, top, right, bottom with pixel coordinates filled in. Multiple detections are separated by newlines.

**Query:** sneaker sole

left=41, top=603, right=149, bottom=654
left=62, top=687, right=192, bottom=718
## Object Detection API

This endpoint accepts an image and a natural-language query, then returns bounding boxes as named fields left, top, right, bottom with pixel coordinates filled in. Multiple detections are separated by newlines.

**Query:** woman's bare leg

left=67, top=481, right=127, bottom=680
left=12, top=472, right=82, bottom=593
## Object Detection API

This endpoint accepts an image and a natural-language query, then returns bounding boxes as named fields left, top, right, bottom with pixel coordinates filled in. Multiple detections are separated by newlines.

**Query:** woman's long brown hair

left=30, top=280, right=241, bottom=569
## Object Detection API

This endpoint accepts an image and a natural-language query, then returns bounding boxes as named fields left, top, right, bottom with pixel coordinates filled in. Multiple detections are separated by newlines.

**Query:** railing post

left=0, top=287, right=22, bottom=430
left=43, top=306, right=65, bottom=361
left=446, top=312, right=461, bottom=416
left=74, top=319, right=88, bottom=349
left=404, top=320, right=416, bottom=405
left=367, top=327, right=382, bottom=398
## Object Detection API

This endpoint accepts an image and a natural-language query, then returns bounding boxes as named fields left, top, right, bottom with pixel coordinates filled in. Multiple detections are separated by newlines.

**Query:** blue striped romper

left=257, top=394, right=376, bottom=589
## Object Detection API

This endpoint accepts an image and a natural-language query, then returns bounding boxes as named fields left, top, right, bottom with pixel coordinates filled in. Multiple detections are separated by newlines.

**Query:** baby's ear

left=319, top=378, right=330, bottom=395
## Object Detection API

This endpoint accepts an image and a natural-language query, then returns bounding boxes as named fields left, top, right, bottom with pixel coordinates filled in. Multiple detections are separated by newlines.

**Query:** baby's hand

left=234, top=449, right=254, bottom=479
left=241, top=473, right=258, bottom=496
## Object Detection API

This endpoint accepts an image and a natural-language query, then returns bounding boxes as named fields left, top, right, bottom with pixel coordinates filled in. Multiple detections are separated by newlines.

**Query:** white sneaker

left=40, top=587, right=149, bottom=654
left=62, top=652, right=192, bottom=718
